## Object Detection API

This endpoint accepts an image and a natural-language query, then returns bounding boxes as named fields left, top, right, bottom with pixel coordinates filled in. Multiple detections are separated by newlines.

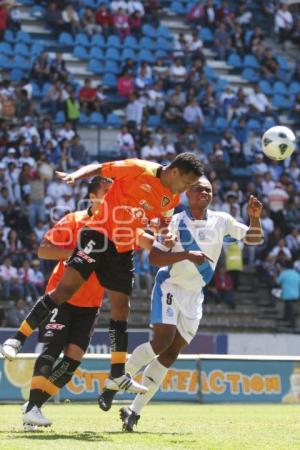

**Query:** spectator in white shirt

left=183, top=99, right=204, bottom=126
left=261, top=172, right=276, bottom=197
left=261, top=209, right=274, bottom=236
left=270, top=239, right=292, bottom=260
left=159, top=136, right=176, bottom=161
left=111, top=1, right=128, bottom=13
left=2, top=148, right=18, bottom=168
left=125, top=93, right=144, bottom=129
left=34, top=220, right=49, bottom=242
left=0, top=256, right=24, bottom=300
left=47, top=177, right=72, bottom=201
left=251, top=154, right=268, bottom=175
left=6, top=298, right=30, bottom=327
left=56, top=192, right=76, bottom=217
left=141, top=137, right=162, bottom=162
left=20, top=117, right=40, bottom=144
left=247, top=84, right=272, bottom=114
left=116, top=125, right=136, bottom=157
left=275, top=4, right=293, bottom=43
left=57, top=122, right=76, bottom=142
left=19, top=259, right=40, bottom=300
left=267, top=182, right=289, bottom=231
left=19, top=147, right=36, bottom=168
left=169, top=58, right=188, bottom=84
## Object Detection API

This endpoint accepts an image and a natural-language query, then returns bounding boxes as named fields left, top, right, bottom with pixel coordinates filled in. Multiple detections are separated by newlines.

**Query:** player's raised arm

left=56, top=163, right=102, bottom=184
left=244, top=195, right=264, bottom=245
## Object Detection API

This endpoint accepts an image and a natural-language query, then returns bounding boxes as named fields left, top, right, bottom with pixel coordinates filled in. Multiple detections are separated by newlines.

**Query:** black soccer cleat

left=119, top=407, right=140, bottom=432
left=98, top=389, right=116, bottom=412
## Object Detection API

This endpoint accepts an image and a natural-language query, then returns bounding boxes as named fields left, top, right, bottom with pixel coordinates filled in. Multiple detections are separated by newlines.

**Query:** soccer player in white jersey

left=120, top=176, right=263, bottom=431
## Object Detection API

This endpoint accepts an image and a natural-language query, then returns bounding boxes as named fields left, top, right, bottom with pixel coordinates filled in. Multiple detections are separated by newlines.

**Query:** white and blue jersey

left=150, top=209, right=248, bottom=343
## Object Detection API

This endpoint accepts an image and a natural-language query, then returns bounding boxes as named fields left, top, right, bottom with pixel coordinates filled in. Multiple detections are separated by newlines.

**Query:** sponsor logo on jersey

left=139, top=199, right=154, bottom=211
left=44, top=330, right=54, bottom=337
left=45, top=323, right=66, bottom=330
left=162, top=196, right=170, bottom=207
left=76, top=250, right=96, bottom=263
left=166, top=306, right=174, bottom=318
left=140, top=183, right=152, bottom=193
left=133, top=208, right=145, bottom=218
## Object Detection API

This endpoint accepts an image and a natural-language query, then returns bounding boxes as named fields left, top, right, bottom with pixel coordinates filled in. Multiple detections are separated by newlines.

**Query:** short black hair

left=168, top=152, right=204, bottom=177
left=88, top=176, right=112, bottom=195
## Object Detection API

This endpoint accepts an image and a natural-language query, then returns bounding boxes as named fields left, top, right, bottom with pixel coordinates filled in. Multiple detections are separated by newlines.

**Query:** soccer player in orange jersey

left=2, top=154, right=204, bottom=409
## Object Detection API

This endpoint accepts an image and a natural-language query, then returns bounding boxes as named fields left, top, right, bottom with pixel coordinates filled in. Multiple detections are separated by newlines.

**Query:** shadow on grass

left=0, top=430, right=187, bottom=441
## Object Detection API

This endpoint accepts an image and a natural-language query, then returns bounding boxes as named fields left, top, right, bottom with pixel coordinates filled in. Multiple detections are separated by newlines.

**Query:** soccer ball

left=262, top=126, right=296, bottom=161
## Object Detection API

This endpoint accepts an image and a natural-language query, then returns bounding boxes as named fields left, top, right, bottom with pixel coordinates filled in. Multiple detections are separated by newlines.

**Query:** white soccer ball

left=262, top=126, right=296, bottom=161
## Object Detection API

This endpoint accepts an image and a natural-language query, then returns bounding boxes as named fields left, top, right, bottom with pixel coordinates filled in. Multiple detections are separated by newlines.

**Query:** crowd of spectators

left=0, top=0, right=299, bottom=329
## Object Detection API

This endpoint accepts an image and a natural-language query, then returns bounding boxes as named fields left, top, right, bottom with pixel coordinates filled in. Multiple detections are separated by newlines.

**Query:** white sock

left=126, top=342, right=156, bottom=376
left=130, top=358, right=168, bottom=415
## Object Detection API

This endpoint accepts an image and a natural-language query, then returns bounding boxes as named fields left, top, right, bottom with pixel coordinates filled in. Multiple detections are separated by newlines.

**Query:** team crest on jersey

left=140, top=184, right=152, bottom=193
left=133, top=208, right=144, bottom=218
left=166, top=306, right=174, bottom=318
left=162, top=196, right=170, bottom=207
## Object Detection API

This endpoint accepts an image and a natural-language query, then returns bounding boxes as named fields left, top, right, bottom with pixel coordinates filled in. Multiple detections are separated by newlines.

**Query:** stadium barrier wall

left=1, top=354, right=299, bottom=404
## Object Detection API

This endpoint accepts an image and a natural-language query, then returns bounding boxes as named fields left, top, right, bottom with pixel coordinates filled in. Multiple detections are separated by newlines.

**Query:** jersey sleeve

left=44, top=213, right=77, bottom=248
left=101, top=159, right=142, bottom=180
left=224, top=213, right=249, bottom=241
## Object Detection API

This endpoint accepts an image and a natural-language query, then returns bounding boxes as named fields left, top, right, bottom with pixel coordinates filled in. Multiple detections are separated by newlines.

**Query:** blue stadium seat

left=262, top=117, right=276, bottom=132
left=32, top=82, right=42, bottom=98
left=30, top=43, right=44, bottom=57
left=0, top=55, right=10, bottom=69
left=102, top=73, right=117, bottom=88
left=259, top=80, right=273, bottom=96
left=242, top=68, right=259, bottom=82
left=104, top=60, right=120, bottom=74
left=123, top=36, right=138, bottom=50
left=4, top=30, right=15, bottom=43
left=55, top=111, right=66, bottom=124
left=89, top=112, right=104, bottom=126
left=106, top=113, right=121, bottom=128
left=171, top=2, right=186, bottom=14
left=91, top=34, right=105, bottom=48
left=199, top=28, right=214, bottom=43
left=0, top=42, right=13, bottom=55
left=139, top=37, right=156, bottom=51
left=243, top=54, right=260, bottom=69
left=73, top=45, right=89, bottom=59
left=121, top=48, right=136, bottom=61
left=11, top=55, right=31, bottom=70
left=204, top=66, right=217, bottom=81
left=154, top=50, right=167, bottom=60
left=289, top=81, right=300, bottom=95
left=275, top=55, right=289, bottom=71
left=142, top=24, right=157, bottom=38
left=105, top=48, right=121, bottom=61
left=87, top=59, right=103, bottom=74
left=107, top=35, right=122, bottom=49
left=273, top=81, right=288, bottom=96
left=30, top=5, right=45, bottom=18
left=244, top=30, right=253, bottom=46
left=247, top=119, right=260, bottom=132
left=89, top=47, right=104, bottom=59
left=157, top=38, right=172, bottom=52
left=157, top=25, right=171, bottom=40
left=58, top=32, right=74, bottom=46
left=75, top=33, right=90, bottom=47
left=136, top=50, right=154, bottom=63
left=215, top=117, right=228, bottom=131
left=227, top=53, right=243, bottom=69
left=10, top=68, right=24, bottom=81
left=16, top=31, right=33, bottom=44
left=79, top=112, right=89, bottom=124
left=15, top=43, right=30, bottom=57
left=42, top=83, right=52, bottom=96
left=272, top=94, right=288, bottom=109
left=147, top=115, right=161, bottom=127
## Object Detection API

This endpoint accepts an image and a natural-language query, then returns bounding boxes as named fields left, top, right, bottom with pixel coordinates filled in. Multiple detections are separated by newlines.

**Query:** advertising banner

left=1, top=355, right=300, bottom=404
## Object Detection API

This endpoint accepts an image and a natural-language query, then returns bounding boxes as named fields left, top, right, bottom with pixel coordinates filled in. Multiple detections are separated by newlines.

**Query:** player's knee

left=151, top=336, right=173, bottom=355
left=159, top=350, right=180, bottom=368
left=51, top=284, right=76, bottom=303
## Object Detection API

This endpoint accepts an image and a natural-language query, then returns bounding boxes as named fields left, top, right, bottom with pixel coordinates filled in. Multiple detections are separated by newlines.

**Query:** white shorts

left=151, top=271, right=203, bottom=344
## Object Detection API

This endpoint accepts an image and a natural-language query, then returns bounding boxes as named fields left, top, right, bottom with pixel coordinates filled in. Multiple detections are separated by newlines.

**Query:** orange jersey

left=87, top=159, right=180, bottom=252
left=44, top=210, right=104, bottom=308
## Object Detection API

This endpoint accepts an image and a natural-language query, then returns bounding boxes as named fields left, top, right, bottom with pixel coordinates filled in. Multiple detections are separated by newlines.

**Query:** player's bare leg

left=98, top=289, right=148, bottom=411
left=1, top=267, right=85, bottom=360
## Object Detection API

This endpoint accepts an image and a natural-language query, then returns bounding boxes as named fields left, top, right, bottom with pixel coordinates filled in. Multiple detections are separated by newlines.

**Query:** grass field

left=0, top=403, right=300, bottom=450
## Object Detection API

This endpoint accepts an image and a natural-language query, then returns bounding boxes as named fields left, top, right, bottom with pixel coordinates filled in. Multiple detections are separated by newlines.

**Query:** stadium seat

left=289, top=82, right=300, bottom=95
left=16, top=31, right=33, bottom=44
left=58, top=32, right=74, bottom=46
left=55, top=111, right=66, bottom=124
left=105, top=48, right=121, bottom=61
left=30, top=5, right=45, bottom=18
left=4, top=30, right=15, bottom=43
left=121, top=48, right=136, bottom=61
left=87, top=59, right=103, bottom=74
left=10, top=68, right=24, bottom=81
left=227, top=53, right=243, bottom=69
left=0, top=42, right=13, bottom=55
left=73, top=46, right=89, bottom=59
left=247, top=119, right=260, bottom=132
left=275, top=55, right=289, bottom=71
left=215, top=117, right=228, bottom=131
left=136, top=50, right=154, bottom=64
left=107, top=35, right=122, bottom=49
left=243, top=54, right=260, bottom=69
left=139, top=37, right=156, bottom=51
left=14, top=43, right=30, bottom=57
left=32, top=82, right=42, bottom=99
left=102, top=73, right=117, bottom=88
left=42, top=83, right=52, bottom=96
left=75, top=33, right=90, bottom=47
left=242, top=68, right=259, bottom=82
left=204, top=66, right=217, bottom=81
left=104, top=60, right=120, bottom=74
left=147, top=115, right=161, bottom=127
left=262, top=117, right=276, bottom=131
left=123, top=36, right=139, bottom=50
left=156, top=38, right=172, bottom=52
left=106, top=113, right=121, bottom=128
left=259, top=80, right=273, bottom=96
left=199, top=28, right=214, bottom=44
left=157, top=25, right=172, bottom=40
left=171, top=2, right=186, bottom=14
left=142, top=24, right=157, bottom=38
left=89, top=112, right=104, bottom=126
left=91, top=34, right=105, bottom=48
left=89, top=47, right=104, bottom=60
left=11, top=55, right=31, bottom=70
left=154, top=50, right=167, bottom=60
left=0, top=55, right=10, bottom=69
left=79, top=112, right=89, bottom=124
left=272, top=94, right=289, bottom=109
left=30, top=43, right=44, bottom=57
left=273, top=81, right=288, bottom=96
